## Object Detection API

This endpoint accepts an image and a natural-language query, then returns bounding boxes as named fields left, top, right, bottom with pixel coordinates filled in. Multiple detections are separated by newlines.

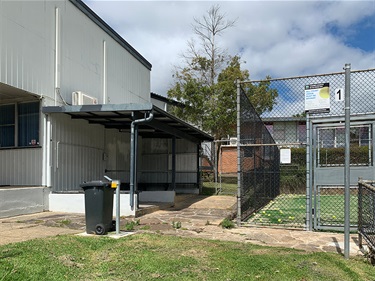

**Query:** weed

left=124, top=221, right=138, bottom=231
left=59, top=219, right=71, bottom=226
left=139, top=225, right=151, bottom=230
left=172, top=221, right=182, bottom=229
left=220, top=218, right=235, bottom=229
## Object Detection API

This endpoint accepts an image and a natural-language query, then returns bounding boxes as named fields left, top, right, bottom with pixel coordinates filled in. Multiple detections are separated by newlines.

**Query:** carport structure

left=43, top=103, right=213, bottom=212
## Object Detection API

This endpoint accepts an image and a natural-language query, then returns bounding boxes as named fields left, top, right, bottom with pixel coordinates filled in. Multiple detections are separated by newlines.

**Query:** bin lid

left=80, top=180, right=110, bottom=188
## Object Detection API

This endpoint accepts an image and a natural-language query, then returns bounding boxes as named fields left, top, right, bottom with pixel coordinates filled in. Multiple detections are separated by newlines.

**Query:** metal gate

left=312, top=118, right=375, bottom=231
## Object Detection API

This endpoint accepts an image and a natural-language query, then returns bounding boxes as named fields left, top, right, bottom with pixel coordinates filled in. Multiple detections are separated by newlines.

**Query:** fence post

left=305, top=113, right=312, bottom=230
left=236, top=78, right=242, bottom=226
left=344, top=63, right=351, bottom=259
left=357, top=177, right=363, bottom=251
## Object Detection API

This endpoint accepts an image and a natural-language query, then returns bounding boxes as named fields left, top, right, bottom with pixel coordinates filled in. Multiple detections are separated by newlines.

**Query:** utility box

left=81, top=181, right=114, bottom=235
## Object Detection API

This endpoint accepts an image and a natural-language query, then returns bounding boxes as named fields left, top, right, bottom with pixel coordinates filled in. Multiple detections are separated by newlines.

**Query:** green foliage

left=220, top=218, right=235, bottom=229
left=172, top=221, right=182, bottom=229
left=318, top=145, right=370, bottom=166
left=59, top=219, right=71, bottom=226
left=167, top=5, right=277, bottom=140
left=124, top=220, right=140, bottom=231
left=169, top=56, right=278, bottom=139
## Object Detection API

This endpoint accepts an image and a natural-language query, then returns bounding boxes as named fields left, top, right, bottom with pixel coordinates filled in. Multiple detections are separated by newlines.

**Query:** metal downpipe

left=130, top=112, right=154, bottom=210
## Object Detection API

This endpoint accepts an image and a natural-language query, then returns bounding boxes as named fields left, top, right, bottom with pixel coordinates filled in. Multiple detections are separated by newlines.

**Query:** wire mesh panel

left=239, top=68, right=375, bottom=228
left=258, top=69, right=375, bottom=119
left=239, top=87, right=281, bottom=221
left=358, top=180, right=375, bottom=259
left=315, top=185, right=358, bottom=230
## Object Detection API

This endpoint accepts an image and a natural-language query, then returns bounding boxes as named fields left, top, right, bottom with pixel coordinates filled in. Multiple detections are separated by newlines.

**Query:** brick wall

left=219, top=146, right=255, bottom=174
left=219, top=146, right=237, bottom=174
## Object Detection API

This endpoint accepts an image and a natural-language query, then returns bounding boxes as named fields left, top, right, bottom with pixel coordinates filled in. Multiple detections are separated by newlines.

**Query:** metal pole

left=344, top=63, right=351, bottom=259
left=130, top=112, right=153, bottom=210
left=130, top=122, right=136, bottom=210
left=172, top=136, right=176, bottom=191
left=236, top=79, right=242, bottom=226
left=306, top=112, right=312, bottom=231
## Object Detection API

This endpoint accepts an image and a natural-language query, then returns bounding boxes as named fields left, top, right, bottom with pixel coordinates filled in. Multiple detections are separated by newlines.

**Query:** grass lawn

left=202, top=181, right=237, bottom=195
left=0, top=233, right=374, bottom=281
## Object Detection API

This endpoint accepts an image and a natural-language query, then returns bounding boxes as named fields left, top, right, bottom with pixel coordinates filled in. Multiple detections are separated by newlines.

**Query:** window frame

left=0, top=101, right=40, bottom=149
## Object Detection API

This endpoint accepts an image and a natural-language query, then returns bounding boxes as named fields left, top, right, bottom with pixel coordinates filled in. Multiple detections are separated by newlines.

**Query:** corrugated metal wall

left=51, top=114, right=106, bottom=192
left=0, top=0, right=150, bottom=105
left=0, top=1, right=54, bottom=97
left=104, top=129, right=131, bottom=183
left=139, top=138, right=198, bottom=186
left=50, top=114, right=199, bottom=192
left=0, top=148, right=43, bottom=185
left=0, top=0, right=152, bottom=188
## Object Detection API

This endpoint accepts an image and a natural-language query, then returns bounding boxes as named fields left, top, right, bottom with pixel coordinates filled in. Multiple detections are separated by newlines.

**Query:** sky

left=84, top=0, right=375, bottom=96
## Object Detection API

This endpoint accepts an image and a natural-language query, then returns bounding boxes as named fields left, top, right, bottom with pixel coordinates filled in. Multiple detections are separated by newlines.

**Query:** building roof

left=69, top=0, right=152, bottom=71
left=150, top=93, right=184, bottom=108
left=42, top=103, right=213, bottom=143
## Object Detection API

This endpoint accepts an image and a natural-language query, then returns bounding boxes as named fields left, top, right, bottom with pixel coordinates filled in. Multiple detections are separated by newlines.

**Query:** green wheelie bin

left=81, top=180, right=115, bottom=235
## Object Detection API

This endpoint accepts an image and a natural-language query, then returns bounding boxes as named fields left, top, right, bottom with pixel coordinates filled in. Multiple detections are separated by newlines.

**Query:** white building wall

left=51, top=114, right=106, bottom=191
left=106, top=40, right=151, bottom=104
left=0, top=0, right=151, bottom=106
left=0, top=0, right=55, bottom=98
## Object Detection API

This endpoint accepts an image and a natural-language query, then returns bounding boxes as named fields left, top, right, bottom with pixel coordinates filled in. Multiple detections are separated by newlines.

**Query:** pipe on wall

left=129, top=111, right=154, bottom=209
left=54, top=7, right=61, bottom=106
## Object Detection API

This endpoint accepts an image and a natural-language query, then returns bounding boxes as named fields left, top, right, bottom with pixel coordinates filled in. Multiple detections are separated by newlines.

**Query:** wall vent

left=72, top=91, right=98, bottom=105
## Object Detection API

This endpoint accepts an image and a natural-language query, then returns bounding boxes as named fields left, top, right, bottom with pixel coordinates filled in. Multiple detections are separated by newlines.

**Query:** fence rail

left=358, top=179, right=375, bottom=263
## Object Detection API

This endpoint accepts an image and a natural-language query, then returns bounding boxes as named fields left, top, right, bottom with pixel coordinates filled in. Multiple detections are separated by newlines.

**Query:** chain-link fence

left=201, top=141, right=238, bottom=196
left=358, top=180, right=375, bottom=263
left=238, top=87, right=281, bottom=221
left=238, top=68, right=375, bottom=229
left=315, top=185, right=358, bottom=230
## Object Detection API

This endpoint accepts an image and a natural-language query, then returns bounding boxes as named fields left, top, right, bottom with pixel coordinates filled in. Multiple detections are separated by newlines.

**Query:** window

left=298, top=123, right=306, bottom=143
left=317, top=124, right=372, bottom=167
left=0, top=104, right=15, bottom=147
left=0, top=101, right=39, bottom=148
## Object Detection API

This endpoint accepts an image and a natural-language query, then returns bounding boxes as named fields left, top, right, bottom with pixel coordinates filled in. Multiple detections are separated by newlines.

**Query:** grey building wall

left=0, top=148, right=43, bottom=185
left=0, top=0, right=151, bottom=105
left=0, top=0, right=151, bottom=188
left=51, top=114, right=106, bottom=192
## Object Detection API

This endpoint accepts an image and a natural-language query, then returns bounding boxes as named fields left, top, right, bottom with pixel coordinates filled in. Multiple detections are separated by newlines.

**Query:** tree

left=180, top=4, right=236, bottom=89
left=168, top=5, right=278, bottom=140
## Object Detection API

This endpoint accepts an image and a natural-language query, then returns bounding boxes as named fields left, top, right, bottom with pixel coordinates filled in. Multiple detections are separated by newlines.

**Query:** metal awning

left=42, top=103, right=213, bottom=143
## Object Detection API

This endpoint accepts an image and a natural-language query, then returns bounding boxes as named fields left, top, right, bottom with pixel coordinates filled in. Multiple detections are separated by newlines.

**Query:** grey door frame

left=310, top=114, right=375, bottom=231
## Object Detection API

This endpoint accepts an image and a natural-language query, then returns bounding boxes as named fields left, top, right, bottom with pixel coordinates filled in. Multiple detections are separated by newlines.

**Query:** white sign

left=335, top=88, right=344, bottom=101
left=304, top=83, right=330, bottom=113
left=280, top=148, right=291, bottom=164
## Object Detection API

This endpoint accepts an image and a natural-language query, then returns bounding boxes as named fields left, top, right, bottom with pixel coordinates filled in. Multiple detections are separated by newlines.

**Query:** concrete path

left=0, top=194, right=367, bottom=257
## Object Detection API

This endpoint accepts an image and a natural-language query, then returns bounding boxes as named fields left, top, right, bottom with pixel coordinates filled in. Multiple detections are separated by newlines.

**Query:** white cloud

left=85, top=0, right=375, bottom=95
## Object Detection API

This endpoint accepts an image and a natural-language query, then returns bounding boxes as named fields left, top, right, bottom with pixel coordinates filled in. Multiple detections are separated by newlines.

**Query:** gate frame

left=310, top=114, right=375, bottom=231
